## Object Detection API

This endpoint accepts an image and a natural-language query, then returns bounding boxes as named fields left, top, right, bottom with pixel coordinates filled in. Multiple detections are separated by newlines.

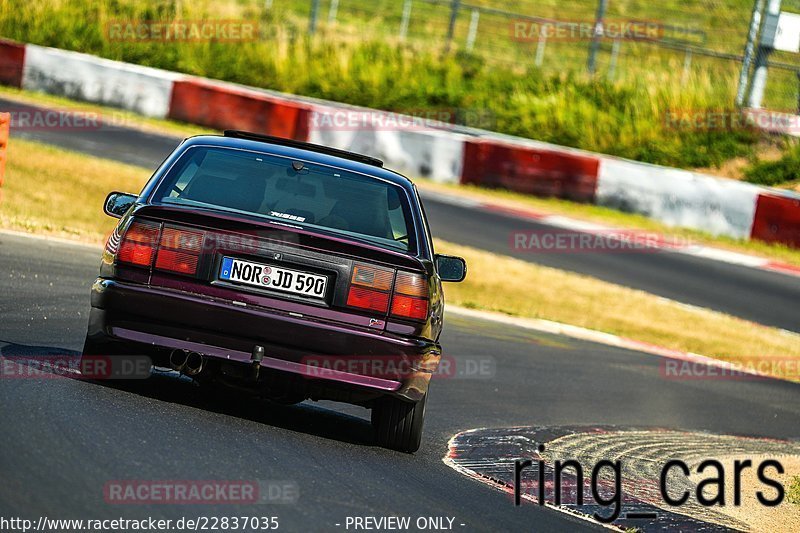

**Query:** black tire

left=371, top=393, right=427, bottom=453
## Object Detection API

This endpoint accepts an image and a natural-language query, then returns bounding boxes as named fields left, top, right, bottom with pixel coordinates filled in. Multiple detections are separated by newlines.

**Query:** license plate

left=219, top=257, right=327, bottom=299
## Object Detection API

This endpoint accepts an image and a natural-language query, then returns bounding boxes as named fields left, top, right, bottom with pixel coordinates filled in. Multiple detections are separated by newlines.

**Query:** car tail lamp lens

left=347, top=263, right=393, bottom=313
left=391, top=271, right=429, bottom=321
left=351, top=264, right=393, bottom=291
left=347, top=286, right=390, bottom=312
left=391, top=294, right=428, bottom=320
left=155, top=249, right=199, bottom=275
left=159, top=227, right=203, bottom=253
left=155, top=227, right=204, bottom=275
left=394, top=271, right=428, bottom=297
left=117, top=221, right=159, bottom=267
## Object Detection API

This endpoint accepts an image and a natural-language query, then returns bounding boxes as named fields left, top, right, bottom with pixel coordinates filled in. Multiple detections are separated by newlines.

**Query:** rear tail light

left=346, top=265, right=430, bottom=321
left=117, top=220, right=159, bottom=267
left=115, top=220, right=205, bottom=277
left=155, top=227, right=204, bottom=275
left=347, top=286, right=390, bottom=312
left=347, top=263, right=393, bottom=313
left=391, top=271, right=429, bottom=321
left=155, top=248, right=199, bottom=275
left=352, top=264, right=393, bottom=291
left=394, top=271, right=427, bottom=297
left=391, top=295, right=428, bottom=320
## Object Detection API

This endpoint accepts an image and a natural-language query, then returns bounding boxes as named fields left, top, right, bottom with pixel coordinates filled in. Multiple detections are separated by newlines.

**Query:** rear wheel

left=371, top=393, right=427, bottom=453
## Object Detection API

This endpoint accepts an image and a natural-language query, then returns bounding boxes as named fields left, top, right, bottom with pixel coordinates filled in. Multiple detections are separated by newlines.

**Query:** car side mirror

left=104, top=191, right=137, bottom=218
left=436, top=254, right=466, bottom=282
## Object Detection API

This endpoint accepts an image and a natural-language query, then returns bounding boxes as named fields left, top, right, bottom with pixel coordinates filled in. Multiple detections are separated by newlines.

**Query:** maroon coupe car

left=82, top=130, right=466, bottom=452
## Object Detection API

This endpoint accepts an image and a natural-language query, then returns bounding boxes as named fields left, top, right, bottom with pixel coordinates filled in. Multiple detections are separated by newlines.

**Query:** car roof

left=182, top=134, right=416, bottom=192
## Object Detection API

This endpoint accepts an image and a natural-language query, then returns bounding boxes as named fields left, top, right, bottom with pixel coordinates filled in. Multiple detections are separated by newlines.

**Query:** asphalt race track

left=2, top=96, right=800, bottom=332
left=2, top=233, right=800, bottom=531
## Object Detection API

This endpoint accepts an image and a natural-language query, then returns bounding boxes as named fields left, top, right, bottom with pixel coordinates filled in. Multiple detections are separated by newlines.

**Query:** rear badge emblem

left=369, top=318, right=385, bottom=328
left=273, top=253, right=282, bottom=260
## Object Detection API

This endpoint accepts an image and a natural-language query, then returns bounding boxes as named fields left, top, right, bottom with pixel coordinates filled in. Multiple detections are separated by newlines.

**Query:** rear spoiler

left=223, top=130, right=384, bottom=168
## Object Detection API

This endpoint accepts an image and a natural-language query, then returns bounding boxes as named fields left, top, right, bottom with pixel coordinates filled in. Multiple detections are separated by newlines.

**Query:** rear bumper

left=86, top=278, right=440, bottom=401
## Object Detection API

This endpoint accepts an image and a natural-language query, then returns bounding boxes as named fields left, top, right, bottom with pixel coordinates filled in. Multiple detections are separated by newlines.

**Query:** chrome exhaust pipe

left=169, top=349, right=189, bottom=372
left=184, top=351, right=204, bottom=376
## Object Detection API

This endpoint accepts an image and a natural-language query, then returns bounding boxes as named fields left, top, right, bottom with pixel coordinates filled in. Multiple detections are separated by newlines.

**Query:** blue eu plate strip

left=220, top=257, right=233, bottom=279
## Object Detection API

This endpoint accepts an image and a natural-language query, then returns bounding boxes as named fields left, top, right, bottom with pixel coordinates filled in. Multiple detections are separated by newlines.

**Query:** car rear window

left=151, top=146, right=415, bottom=252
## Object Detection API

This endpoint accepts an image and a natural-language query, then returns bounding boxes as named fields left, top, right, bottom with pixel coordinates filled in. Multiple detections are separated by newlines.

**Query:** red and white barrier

left=461, top=138, right=599, bottom=202
left=169, top=79, right=311, bottom=140
left=21, top=45, right=180, bottom=118
left=596, top=157, right=762, bottom=240
left=1, top=39, right=799, bottom=248
left=308, top=105, right=466, bottom=184
left=0, top=39, right=25, bottom=88
left=751, top=191, right=800, bottom=247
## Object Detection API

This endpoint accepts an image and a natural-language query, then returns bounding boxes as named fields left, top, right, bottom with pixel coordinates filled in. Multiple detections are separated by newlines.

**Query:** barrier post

left=0, top=112, right=9, bottom=187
